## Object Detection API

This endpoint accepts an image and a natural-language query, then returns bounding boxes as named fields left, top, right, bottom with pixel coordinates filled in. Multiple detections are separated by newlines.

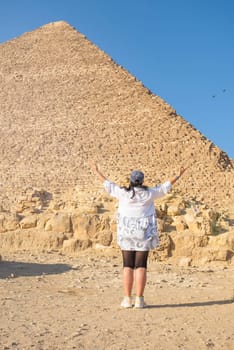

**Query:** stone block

left=173, top=216, right=187, bottom=232
left=183, top=213, right=213, bottom=235
left=205, top=248, right=233, bottom=261
left=97, top=231, right=113, bottom=246
left=170, top=231, right=209, bottom=257
left=62, top=238, right=92, bottom=253
left=45, top=212, right=71, bottom=233
left=167, top=204, right=182, bottom=216
left=178, top=256, right=192, bottom=267
left=157, top=218, right=166, bottom=232
left=0, top=213, right=21, bottom=232
left=71, top=213, right=110, bottom=241
left=155, top=233, right=172, bottom=259
left=19, top=215, right=37, bottom=229
left=208, top=231, right=234, bottom=250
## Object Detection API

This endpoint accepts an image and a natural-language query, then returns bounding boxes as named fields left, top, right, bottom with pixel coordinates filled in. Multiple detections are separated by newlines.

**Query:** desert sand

left=1, top=248, right=233, bottom=350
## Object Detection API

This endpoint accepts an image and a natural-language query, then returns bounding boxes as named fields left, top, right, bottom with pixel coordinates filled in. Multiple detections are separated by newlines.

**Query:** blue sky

left=0, top=0, right=233, bottom=159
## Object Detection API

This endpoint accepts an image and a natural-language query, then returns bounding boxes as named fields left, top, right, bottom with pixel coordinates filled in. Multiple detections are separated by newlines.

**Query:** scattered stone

left=178, top=257, right=192, bottom=267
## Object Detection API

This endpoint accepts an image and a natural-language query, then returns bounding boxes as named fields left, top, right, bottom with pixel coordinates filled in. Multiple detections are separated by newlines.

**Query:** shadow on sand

left=146, top=298, right=234, bottom=309
left=0, top=260, right=72, bottom=279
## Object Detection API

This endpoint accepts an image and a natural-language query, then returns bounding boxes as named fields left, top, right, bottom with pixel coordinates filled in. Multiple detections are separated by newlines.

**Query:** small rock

left=179, top=257, right=192, bottom=267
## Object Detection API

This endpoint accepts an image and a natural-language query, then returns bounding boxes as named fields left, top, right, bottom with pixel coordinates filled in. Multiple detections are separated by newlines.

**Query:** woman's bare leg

left=135, top=267, right=147, bottom=296
left=123, top=267, right=134, bottom=297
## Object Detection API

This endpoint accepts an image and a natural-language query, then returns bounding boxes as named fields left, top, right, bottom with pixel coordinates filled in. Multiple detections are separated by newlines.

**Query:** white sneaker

left=134, top=296, right=145, bottom=308
left=120, top=296, right=133, bottom=308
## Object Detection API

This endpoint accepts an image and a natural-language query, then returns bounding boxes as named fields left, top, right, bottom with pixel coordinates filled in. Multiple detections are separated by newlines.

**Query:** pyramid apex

left=41, top=20, right=76, bottom=30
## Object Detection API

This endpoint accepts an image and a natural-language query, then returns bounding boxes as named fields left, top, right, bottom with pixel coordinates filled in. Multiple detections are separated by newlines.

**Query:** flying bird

left=212, top=89, right=227, bottom=98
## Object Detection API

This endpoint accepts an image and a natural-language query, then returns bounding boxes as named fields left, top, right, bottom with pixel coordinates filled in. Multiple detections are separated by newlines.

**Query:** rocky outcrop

left=0, top=188, right=233, bottom=266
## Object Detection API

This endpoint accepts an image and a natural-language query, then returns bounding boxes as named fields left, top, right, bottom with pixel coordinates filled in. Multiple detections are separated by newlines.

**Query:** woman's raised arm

left=89, top=161, right=107, bottom=182
left=169, top=166, right=188, bottom=185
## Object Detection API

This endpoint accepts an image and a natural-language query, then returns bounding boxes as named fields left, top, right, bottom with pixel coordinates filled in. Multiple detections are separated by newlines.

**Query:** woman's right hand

left=179, top=166, right=188, bottom=177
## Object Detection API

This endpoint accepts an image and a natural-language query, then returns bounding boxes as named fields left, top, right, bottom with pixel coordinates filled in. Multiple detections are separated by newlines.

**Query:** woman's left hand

left=179, top=166, right=187, bottom=177
left=89, top=161, right=98, bottom=173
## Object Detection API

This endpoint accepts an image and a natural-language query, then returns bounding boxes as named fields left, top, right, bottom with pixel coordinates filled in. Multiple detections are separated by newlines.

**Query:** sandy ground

left=0, top=249, right=234, bottom=350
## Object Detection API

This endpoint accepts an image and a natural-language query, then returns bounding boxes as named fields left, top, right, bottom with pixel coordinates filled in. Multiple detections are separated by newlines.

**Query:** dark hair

left=121, top=181, right=148, bottom=199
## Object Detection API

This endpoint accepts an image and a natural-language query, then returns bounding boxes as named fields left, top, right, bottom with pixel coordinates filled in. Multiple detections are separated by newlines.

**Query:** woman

left=90, top=162, right=187, bottom=308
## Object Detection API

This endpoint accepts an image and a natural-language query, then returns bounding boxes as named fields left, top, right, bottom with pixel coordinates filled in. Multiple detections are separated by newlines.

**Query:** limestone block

left=0, top=229, right=67, bottom=251
left=37, top=232, right=66, bottom=250
left=1, top=213, right=21, bottom=232
left=183, top=214, right=213, bottom=235
left=178, top=257, right=192, bottom=267
left=183, top=213, right=198, bottom=230
left=49, top=201, right=65, bottom=211
left=170, top=231, right=209, bottom=257
left=173, top=216, right=187, bottom=232
left=110, top=220, right=117, bottom=233
left=208, top=231, right=234, bottom=251
left=156, top=205, right=167, bottom=218
left=167, top=204, right=182, bottom=216
left=45, top=212, right=71, bottom=233
left=20, top=215, right=37, bottom=229
left=62, top=238, right=92, bottom=253
left=71, top=214, right=98, bottom=240
left=97, top=231, right=113, bottom=246
left=157, top=218, right=166, bottom=232
left=205, top=248, right=233, bottom=261
left=162, top=216, right=174, bottom=232
left=202, top=208, right=220, bottom=221
left=37, top=213, right=52, bottom=229
left=72, top=214, right=110, bottom=241
left=155, top=233, right=172, bottom=259
left=15, top=204, right=24, bottom=214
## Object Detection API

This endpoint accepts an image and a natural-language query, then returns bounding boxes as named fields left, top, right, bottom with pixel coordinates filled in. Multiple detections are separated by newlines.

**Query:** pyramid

left=0, top=21, right=233, bottom=212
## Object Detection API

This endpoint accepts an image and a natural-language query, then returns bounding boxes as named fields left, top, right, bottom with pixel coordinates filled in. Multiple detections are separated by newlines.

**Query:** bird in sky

left=212, top=89, right=227, bottom=98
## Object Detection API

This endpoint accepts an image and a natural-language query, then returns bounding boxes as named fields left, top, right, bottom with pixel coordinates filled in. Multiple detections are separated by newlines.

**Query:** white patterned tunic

left=103, top=180, right=171, bottom=251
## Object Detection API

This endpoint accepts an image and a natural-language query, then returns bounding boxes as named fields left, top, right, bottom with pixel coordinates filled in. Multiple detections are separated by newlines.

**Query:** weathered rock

left=15, top=189, right=52, bottom=214
left=19, top=215, right=37, bottom=229
left=0, top=213, right=21, bottom=232
left=178, top=256, right=192, bottom=267
left=36, top=213, right=53, bottom=229
left=173, top=216, right=188, bottom=232
left=153, top=233, right=172, bottom=260
left=157, top=218, right=166, bottom=232
left=0, top=230, right=66, bottom=251
left=183, top=213, right=214, bottom=235
left=167, top=204, right=182, bottom=216
left=199, top=248, right=233, bottom=262
left=170, top=231, right=209, bottom=257
left=62, top=238, right=92, bottom=253
left=71, top=213, right=110, bottom=240
left=36, top=232, right=66, bottom=250
left=97, top=231, right=113, bottom=246
left=208, top=231, right=234, bottom=251
left=45, top=212, right=71, bottom=233
left=71, top=214, right=98, bottom=240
